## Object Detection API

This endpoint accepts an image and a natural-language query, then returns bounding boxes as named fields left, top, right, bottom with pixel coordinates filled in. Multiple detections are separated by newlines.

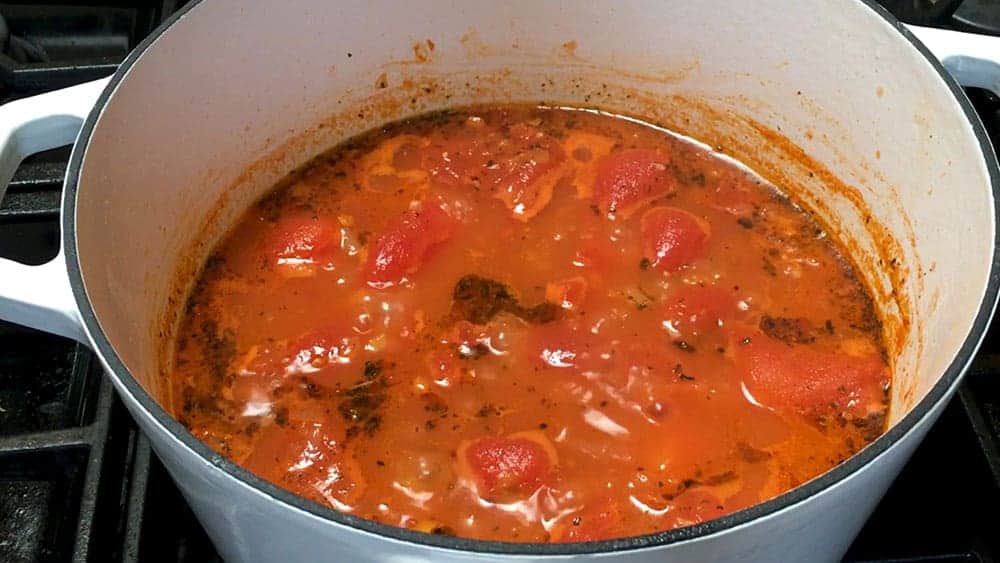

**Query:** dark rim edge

left=60, top=0, right=1000, bottom=556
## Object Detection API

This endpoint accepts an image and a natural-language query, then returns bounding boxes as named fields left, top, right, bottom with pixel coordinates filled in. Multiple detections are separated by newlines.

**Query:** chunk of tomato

left=424, top=122, right=567, bottom=220
left=592, top=149, right=676, bottom=218
left=460, top=432, right=555, bottom=499
left=282, top=325, right=360, bottom=387
left=640, top=206, right=710, bottom=271
left=232, top=324, right=358, bottom=401
left=262, top=213, right=339, bottom=276
left=364, top=201, right=456, bottom=287
left=489, top=123, right=567, bottom=221
left=736, top=330, right=889, bottom=418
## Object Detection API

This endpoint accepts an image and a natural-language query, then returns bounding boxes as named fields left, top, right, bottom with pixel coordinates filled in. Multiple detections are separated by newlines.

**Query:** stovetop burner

left=1, top=2, right=999, bottom=562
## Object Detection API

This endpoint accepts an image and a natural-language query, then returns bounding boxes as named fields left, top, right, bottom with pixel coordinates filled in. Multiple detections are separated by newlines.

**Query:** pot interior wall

left=74, top=0, right=993, bottom=435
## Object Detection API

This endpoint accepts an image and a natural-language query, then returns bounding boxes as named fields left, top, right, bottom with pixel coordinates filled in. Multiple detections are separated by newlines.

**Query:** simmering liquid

left=170, top=105, right=890, bottom=542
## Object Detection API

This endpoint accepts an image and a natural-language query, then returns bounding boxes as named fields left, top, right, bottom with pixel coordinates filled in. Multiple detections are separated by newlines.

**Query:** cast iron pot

left=0, top=1, right=998, bottom=561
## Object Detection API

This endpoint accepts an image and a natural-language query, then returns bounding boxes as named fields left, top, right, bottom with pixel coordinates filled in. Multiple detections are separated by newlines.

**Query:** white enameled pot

left=0, top=2, right=998, bottom=561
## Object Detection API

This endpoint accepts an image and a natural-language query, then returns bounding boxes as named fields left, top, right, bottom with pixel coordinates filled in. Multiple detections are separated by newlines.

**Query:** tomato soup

left=169, top=105, right=890, bottom=542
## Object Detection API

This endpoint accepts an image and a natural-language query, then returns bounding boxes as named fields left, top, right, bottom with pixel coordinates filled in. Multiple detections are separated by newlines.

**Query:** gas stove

left=0, top=2, right=998, bottom=562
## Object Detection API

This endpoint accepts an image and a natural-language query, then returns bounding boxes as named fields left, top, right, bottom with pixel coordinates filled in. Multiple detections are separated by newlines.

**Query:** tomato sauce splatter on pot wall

left=170, top=105, right=890, bottom=542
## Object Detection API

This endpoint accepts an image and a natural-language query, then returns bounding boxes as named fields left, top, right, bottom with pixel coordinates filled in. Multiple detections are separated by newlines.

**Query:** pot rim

left=61, top=0, right=1000, bottom=555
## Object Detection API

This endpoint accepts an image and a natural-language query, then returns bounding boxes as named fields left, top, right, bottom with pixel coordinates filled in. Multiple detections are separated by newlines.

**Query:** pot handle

left=907, top=24, right=1000, bottom=94
left=0, top=78, right=110, bottom=343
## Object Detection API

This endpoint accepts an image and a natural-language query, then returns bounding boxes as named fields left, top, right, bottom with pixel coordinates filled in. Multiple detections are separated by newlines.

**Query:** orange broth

left=170, top=105, right=890, bottom=542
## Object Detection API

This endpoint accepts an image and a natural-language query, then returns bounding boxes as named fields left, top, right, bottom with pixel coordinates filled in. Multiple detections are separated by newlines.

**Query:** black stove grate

left=1, top=1, right=1000, bottom=562
left=0, top=2, right=183, bottom=103
left=1, top=330, right=124, bottom=562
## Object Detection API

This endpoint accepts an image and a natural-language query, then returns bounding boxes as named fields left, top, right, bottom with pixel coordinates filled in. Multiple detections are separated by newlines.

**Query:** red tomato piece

left=489, top=123, right=567, bottom=221
left=414, top=320, right=508, bottom=393
left=241, top=418, right=365, bottom=509
left=461, top=434, right=553, bottom=498
left=736, top=330, right=889, bottom=418
left=364, top=201, right=456, bottom=287
left=592, top=149, right=676, bottom=218
left=550, top=497, right=623, bottom=542
left=545, top=276, right=589, bottom=310
left=661, top=285, right=743, bottom=339
left=424, top=122, right=566, bottom=220
left=416, top=320, right=517, bottom=393
left=263, top=213, right=339, bottom=276
left=640, top=206, right=711, bottom=271
left=282, top=326, right=359, bottom=388
left=232, top=324, right=359, bottom=401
